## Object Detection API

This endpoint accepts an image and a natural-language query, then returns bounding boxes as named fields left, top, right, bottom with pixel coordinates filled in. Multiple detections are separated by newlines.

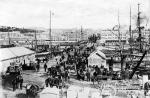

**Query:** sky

left=0, top=0, right=149, bottom=29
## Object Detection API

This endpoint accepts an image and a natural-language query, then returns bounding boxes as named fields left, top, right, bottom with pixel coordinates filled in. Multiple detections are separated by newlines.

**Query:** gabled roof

left=88, top=50, right=106, bottom=60
left=96, top=46, right=115, bottom=51
left=95, top=52, right=106, bottom=60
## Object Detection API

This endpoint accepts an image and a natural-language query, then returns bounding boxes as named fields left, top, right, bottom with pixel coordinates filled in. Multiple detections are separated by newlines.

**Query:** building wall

left=0, top=31, right=34, bottom=40
left=98, top=30, right=129, bottom=46
left=142, top=30, right=150, bottom=42
left=36, top=31, right=67, bottom=41
left=0, top=31, right=34, bottom=45
left=98, top=29, right=150, bottom=46
left=61, top=29, right=88, bottom=42
left=100, top=30, right=129, bottom=41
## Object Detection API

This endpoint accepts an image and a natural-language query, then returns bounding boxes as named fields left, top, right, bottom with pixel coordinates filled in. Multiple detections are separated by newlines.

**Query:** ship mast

left=137, top=3, right=142, bottom=52
left=129, top=6, right=132, bottom=40
left=49, top=10, right=52, bottom=57
left=129, top=6, right=132, bottom=53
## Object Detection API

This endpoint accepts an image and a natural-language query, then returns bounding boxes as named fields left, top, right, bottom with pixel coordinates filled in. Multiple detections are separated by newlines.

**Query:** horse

left=45, top=77, right=54, bottom=87
left=48, top=67, right=57, bottom=77
left=26, top=84, right=39, bottom=97
left=144, top=82, right=150, bottom=96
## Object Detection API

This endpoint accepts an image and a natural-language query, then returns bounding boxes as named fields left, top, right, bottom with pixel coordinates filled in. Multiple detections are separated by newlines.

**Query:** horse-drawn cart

left=1, top=65, right=22, bottom=88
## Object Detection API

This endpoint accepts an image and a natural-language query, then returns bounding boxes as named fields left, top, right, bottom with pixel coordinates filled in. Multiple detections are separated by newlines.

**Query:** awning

left=9, top=47, right=35, bottom=57
left=0, top=48, right=17, bottom=61
left=0, top=47, right=35, bottom=61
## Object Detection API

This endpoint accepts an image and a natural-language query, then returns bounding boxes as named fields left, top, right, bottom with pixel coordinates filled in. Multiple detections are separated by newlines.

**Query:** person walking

left=93, top=71, right=98, bottom=84
left=36, top=63, right=40, bottom=72
left=45, top=78, right=49, bottom=87
left=44, top=63, right=47, bottom=72
left=12, top=79, right=17, bottom=91
left=19, top=75, right=23, bottom=90
left=64, top=70, right=69, bottom=82
left=16, top=76, right=19, bottom=89
left=86, top=70, right=91, bottom=81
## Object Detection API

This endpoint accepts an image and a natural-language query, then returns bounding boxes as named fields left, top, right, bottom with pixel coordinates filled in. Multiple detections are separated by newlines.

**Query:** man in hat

left=44, top=62, right=47, bottom=72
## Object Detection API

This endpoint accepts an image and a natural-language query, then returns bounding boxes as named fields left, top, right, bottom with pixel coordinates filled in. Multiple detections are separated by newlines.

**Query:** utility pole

left=8, top=31, right=10, bottom=45
left=8, top=27, right=12, bottom=45
left=76, top=31, right=77, bottom=42
left=118, top=10, right=122, bottom=71
left=117, top=10, right=126, bottom=74
left=118, top=10, right=121, bottom=46
left=137, top=3, right=142, bottom=52
left=35, top=30, right=37, bottom=53
left=81, top=26, right=83, bottom=41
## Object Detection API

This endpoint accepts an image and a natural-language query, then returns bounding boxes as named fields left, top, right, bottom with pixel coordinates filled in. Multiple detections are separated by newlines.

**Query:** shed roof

left=0, top=47, right=35, bottom=61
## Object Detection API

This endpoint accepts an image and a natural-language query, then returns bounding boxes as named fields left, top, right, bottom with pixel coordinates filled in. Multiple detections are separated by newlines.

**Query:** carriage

left=1, top=65, right=22, bottom=87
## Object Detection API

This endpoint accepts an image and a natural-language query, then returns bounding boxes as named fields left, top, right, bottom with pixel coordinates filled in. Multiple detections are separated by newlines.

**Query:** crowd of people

left=26, top=44, right=133, bottom=88
left=1, top=43, right=132, bottom=90
left=42, top=45, right=109, bottom=85
left=49, top=45, right=132, bottom=84
left=42, top=45, right=109, bottom=87
left=60, top=45, right=111, bottom=83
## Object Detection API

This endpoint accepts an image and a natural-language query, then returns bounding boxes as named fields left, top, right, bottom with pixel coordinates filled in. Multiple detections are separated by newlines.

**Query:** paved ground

left=0, top=57, right=147, bottom=98
left=0, top=57, right=62, bottom=98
